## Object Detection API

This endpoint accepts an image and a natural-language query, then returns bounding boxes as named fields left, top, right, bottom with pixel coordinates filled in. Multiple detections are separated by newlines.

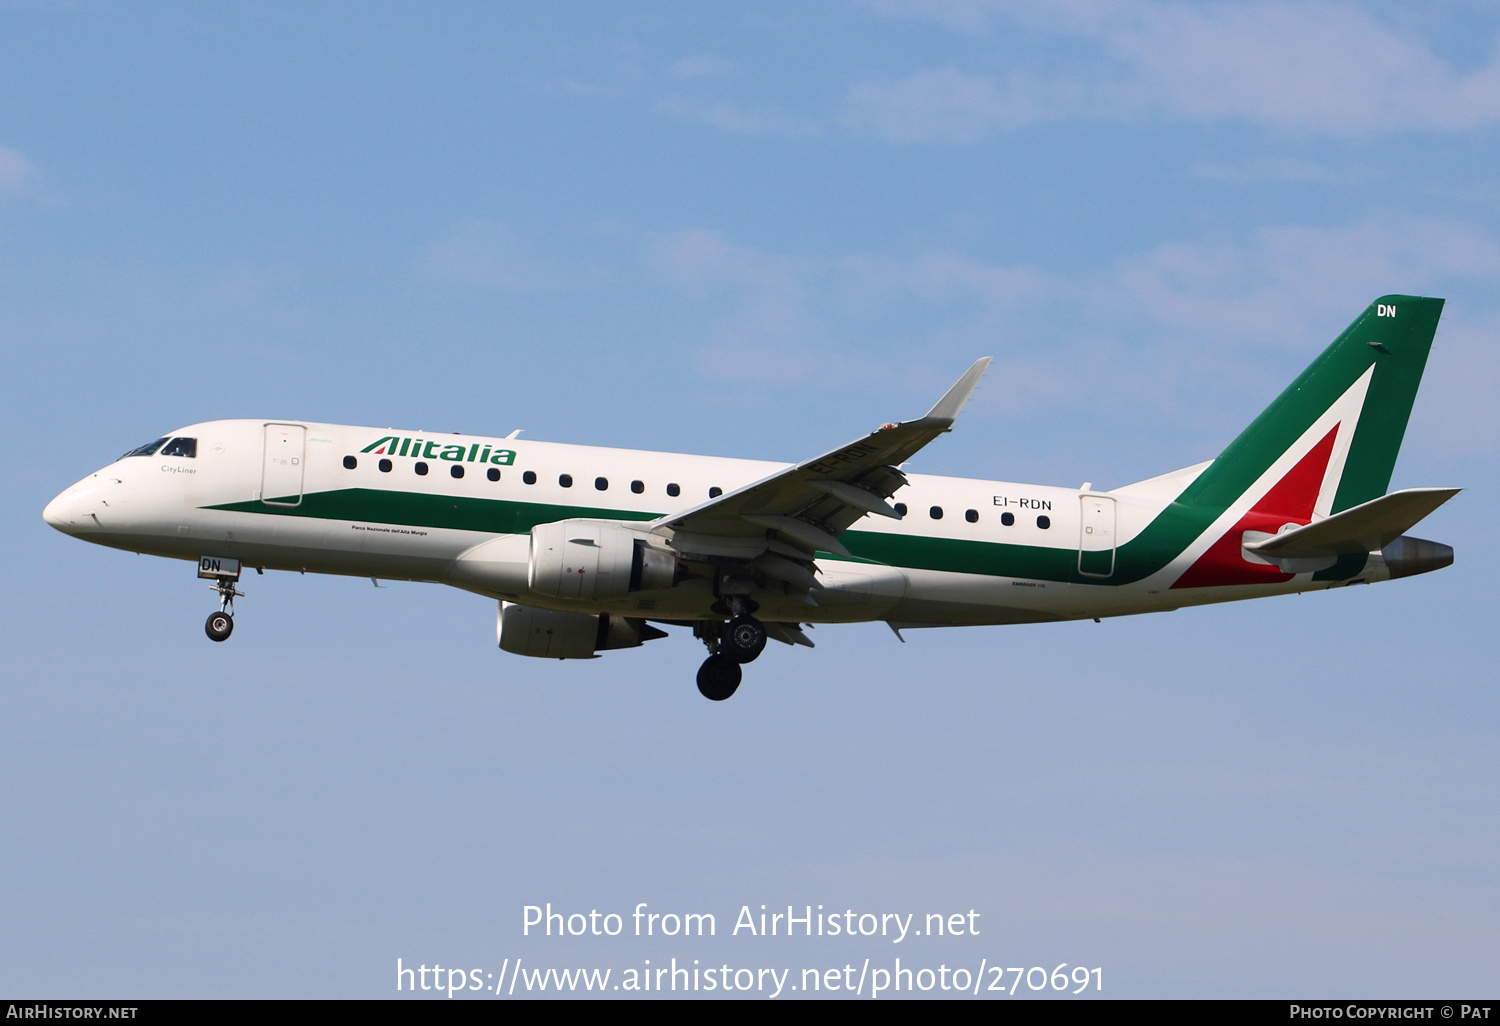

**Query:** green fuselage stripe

left=214, top=489, right=659, bottom=535
left=206, top=487, right=1206, bottom=585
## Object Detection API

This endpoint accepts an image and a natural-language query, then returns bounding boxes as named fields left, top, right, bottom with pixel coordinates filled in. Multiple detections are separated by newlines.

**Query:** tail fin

left=1178, top=295, right=1443, bottom=519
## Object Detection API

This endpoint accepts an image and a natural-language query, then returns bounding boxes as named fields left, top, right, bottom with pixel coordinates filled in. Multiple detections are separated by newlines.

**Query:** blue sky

left=2, top=1, right=1496, bottom=998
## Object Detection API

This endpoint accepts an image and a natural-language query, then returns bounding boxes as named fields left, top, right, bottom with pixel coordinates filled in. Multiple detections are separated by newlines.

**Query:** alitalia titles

left=361, top=436, right=516, bottom=465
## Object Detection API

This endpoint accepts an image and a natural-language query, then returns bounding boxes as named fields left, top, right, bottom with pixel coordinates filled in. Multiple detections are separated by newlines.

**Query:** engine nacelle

left=528, top=519, right=677, bottom=601
left=497, top=601, right=668, bottom=659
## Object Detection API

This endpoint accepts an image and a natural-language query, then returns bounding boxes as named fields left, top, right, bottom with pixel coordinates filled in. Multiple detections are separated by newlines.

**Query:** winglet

left=923, top=357, right=992, bottom=424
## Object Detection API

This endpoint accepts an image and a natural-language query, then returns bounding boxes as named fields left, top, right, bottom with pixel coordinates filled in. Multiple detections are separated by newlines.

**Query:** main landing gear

left=695, top=607, right=769, bottom=701
left=696, top=654, right=741, bottom=702
left=205, top=574, right=243, bottom=643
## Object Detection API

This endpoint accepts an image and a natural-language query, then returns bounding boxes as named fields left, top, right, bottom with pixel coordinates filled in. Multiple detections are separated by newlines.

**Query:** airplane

left=42, top=295, right=1458, bottom=701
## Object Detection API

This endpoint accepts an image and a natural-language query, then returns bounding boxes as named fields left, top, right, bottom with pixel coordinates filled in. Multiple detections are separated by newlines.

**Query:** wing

left=648, top=359, right=990, bottom=587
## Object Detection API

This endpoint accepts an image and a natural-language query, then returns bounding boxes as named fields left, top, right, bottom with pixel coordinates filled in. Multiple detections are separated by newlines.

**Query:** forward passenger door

left=261, top=424, right=306, bottom=506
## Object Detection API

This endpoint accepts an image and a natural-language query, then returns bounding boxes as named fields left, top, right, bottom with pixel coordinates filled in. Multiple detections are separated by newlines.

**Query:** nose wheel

left=205, top=573, right=243, bottom=643
left=205, top=610, right=234, bottom=641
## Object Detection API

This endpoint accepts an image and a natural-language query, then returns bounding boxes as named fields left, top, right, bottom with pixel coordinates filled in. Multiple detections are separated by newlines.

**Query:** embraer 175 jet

left=44, top=295, right=1457, bottom=700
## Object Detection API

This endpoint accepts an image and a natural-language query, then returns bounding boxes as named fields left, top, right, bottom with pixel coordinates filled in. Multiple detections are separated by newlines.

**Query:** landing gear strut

left=205, top=574, right=242, bottom=643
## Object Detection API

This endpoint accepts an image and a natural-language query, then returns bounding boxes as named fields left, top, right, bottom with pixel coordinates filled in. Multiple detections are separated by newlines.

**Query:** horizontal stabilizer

left=1244, top=487, right=1460, bottom=558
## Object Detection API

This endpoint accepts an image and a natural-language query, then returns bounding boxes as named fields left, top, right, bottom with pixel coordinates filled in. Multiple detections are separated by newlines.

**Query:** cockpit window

left=160, top=437, right=197, bottom=458
left=121, top=438, right=169, bottom=459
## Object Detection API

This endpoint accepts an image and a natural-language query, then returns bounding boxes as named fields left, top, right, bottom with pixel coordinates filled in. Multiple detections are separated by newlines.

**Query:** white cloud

left=1117, top=217, right=1500, bottom=343
left=668, top=54, right=739, bottom=80
left=647, top=229, right=1055, bottom=318
left=647, top=228, right=810, bottom=290
left=1409, top=310, right=1500, bottom=457
left=1093, top=217, right=1500, bottom=454
left=861, top=0, right=1021, bottom=35
left=846, top=67, right=1083, bottom=140
left=853, top=2, right=1500, bottom=138
left=1113, top=2, right=1500, bottom=132
left=840, top=250, right=1052, bottom=308
left=1189, top=157, right=1362, bottom=185
left=654, top=96, right=822, bottom=137
left=647, top=229, right=1068, bottom=393
left=0, top=146, right=38, bottom=190
left=646, top=230, right=823, bottom=380
left=418, top=221, right=556, bottom=290
left=641, top=219, right=1500, bottom=452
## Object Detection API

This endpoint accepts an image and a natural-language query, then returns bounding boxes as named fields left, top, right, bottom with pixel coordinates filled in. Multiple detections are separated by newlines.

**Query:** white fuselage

left=42, top=419, right=1393, bottom=630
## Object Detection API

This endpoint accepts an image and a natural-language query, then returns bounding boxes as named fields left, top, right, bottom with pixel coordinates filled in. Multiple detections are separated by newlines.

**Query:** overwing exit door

left=1078, top=494, right=1116, bottom=577
left=261, top=424, right=306, bottom=506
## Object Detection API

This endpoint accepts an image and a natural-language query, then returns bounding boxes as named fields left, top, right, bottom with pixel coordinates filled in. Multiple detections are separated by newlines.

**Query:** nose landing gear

left=201, top=559, right=244, bottom=643
left=205, top=608, right=234, bottom=642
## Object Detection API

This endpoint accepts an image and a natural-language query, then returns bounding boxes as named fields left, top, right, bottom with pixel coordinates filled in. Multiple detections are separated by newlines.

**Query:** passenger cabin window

left=379, top=459, right=393, bottom=473
left=559, top=474, right=573, bottom=488
left=965, top=509, right=978, bottom=523
left=451, top=465, right=464, bottom=479
left=709, top=486, right=723, bottom=498
left=342, top=455, right=357, bottom=470
left=161, top=437, right=197, bottom=458
left=894, top=503, right=907, bottom=518
left=930, top=506, right=943, bottom=520
left=122, top=438, right=168, bottom=459
left=595, top=477, right=608, bottom=491
left=666, top=483, right=680, bottom=497
left=487, top=468, right=500, bottom=482
left=631, top=480, right=644, bottom=494
left=1037, top=515, right=1051, bottom=529
left=1001, top=512, right=1015, bottom=526
left=523, top=471, right=537, bottom=485
left=415, top=462, right=429, bottom=476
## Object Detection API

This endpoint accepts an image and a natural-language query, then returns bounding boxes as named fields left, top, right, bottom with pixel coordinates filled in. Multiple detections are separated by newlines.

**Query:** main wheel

left=722, top=616, right=767, bottom=664
left=205, top=611, right=234, bottom=642
left=696, top=655, right=742, bottom=701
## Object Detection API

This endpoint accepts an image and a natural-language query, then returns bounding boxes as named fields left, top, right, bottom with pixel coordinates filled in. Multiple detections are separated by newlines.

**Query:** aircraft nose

left=43, top=479, right=100, bottom=535
left=42, top=489, right=78, bottom=532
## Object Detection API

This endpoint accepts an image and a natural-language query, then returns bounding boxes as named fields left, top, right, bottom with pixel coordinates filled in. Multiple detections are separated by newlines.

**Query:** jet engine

left=529, top=520, right=677, bottom=601
left=497, top=601, right=668, bottom=659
